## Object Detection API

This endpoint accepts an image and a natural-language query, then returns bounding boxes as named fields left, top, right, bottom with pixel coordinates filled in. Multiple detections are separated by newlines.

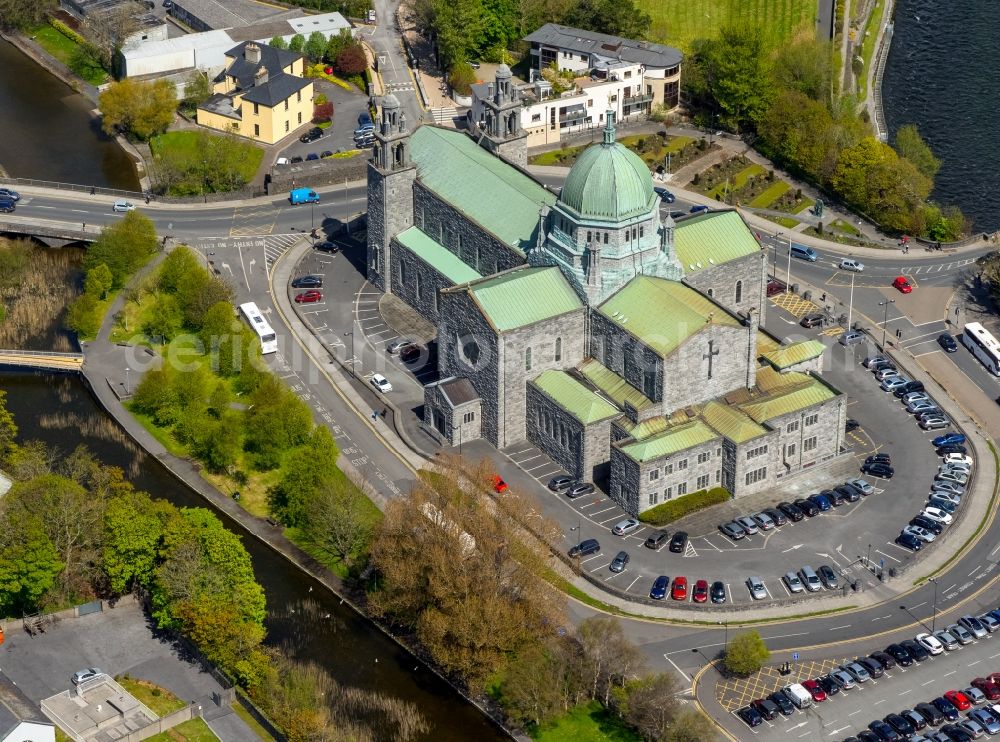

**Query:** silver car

left=960, top=614, right=989, bottom=638
left=830, top=669, right=856, bottom=689
left=720, top=521, right=745, bottom=540
left=746, top=576, right=767, bottom=600
left=784, top=571, right=805, bottom=594
left=920, top=416, right=951, bottom=430
left=612, top=518, right=640, bottom=536
left=736, top=516, right=759, bottom=535
left=931, top=480, right=965, bottom=496
left=875, top=367, right=901, bottom=381
left=948, top=622, right=975, bottom=644
left=882, top=376, right=910, bottom=392
left=901, top=391, right=930, bottom=405
left=847, top=478, right=875, bottom=495
left=840, top=662, right=871, bottom=683
left=932, top=629, right=959, bottom=650
left=753, top=512, right=776, bottom=531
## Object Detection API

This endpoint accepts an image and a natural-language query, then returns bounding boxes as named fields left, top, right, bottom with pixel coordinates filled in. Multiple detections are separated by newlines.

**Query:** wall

left=364, top=160, right=416, bottom=292
left=617, top=437, right=722, bottom=515
left=682, top=250, right=766, bottom=319
left=195, top=108, right=241, bottom=137
left=588, top=309, right=663, bottom=405
left=527, top=383, right=614, bottom=482
left=271, top=156, right=369, bottom=194
left=767, top=394, right=847, bottom=485
left=389, top=239, right=450, bottom=324
left=730, top=429, right=780, bottom=497
left=660, top=323, right=751, bottom=412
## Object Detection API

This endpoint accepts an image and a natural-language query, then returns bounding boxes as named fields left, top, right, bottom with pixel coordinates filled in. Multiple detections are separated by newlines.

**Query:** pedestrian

left=82, top=221, right=86, bottom=230
left=381, top=407, right=387, bottom=418
left=371, top=409, right=378, bottom=421
left=90, top=186, right=95, bottom=195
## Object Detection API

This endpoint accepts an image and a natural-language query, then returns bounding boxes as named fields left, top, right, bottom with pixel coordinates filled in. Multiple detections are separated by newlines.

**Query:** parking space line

left=591, top=506, right=619, bottom=516
left=876, top=548, right=902, bottom=563
left=626, top=575, right=642, bottom=592
left=590, top=562, right=611, bottom=573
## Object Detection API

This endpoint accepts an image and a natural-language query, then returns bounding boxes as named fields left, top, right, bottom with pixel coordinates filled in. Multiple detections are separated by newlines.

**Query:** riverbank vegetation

left=149, top=131, right=263, bottom=197
left=99, top=78, right=177, bottom=142
left=31, top=20, right=108, bottom=86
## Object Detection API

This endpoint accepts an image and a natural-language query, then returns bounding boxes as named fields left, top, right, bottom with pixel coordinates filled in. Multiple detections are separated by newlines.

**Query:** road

left=368, top=0, right=423, bottom=125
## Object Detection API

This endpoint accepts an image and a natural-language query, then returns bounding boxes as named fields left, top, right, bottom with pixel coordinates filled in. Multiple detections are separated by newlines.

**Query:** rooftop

left=121, top=28, right=234, bottom=61
left=40, top=675, right=157, bottom=742
left=172, top=0, right=297, bottom=30
left=673, top=209, right=762, bottom=275
left=762, top=339, right=827, bottom=370
left=200, top=92, right=241, bottom=119
left=458, top=266, right=583, bottom=333
left=618, top=420, right=719, bottom=463
left=577, top=358, right=653, bottom=412
left=738, top=367, right=839, bottom=423
left=597, top=275, right=741, bottom=357
left=525, top=23, right=682, bottom=70
left=533, top=370, right=620, bottom=425
left=395, top=226, right=482, bottom=285
left=240, top=72, right=311, bottom=107
left=410, top=126, right=557, bottom=249
left=226, top=11, right=350, bottom=43
left=221, top=40, right=302, bottom=89
left=700, top=400, right=767, bottom=444
left=438, top=377, right=479, bottom=408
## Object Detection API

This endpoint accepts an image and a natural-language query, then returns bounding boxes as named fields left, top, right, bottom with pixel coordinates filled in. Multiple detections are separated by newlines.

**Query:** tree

left=667, top=708, right=718, bottom=742
left=449, top=61, right=477, bottom=96
left=300, top=471, right=374, bottom=564
left=500, top=636, right=583, bottom=728
left=243, top=375, right=313, bottom=470
left=99, top=78, right=176, bottom=141
left=269, top=35, right=288, bottom=49
left=0, top=510, right=62, bottom=614
left=0, top=0, right=56, bottom=30
left=560, top=0, right=651, bottom=39
left=427, top=0, right=487, bottom=70
left=772, top=34, right=833, bottom=103
left=895, top=124, right=941, bottom=180
left=68, top=42, right=106, bottom=83
left=612, top=673, right=679, bottom=741
left=103, top=490, right=165, bottom=593
left=85, top=210, right=159, bottom=286
left=335, top=43, right=368, bottom=77
left=84, top=5, right=142, bottom=69
left=576, top=616, right=646, bottom=705
left=699, top=26, right=774, bottom=132
left=182, top=70, right=212, bottom=108
left=324, top=29, right=353, bottom=64
left=64, top=293, right=103, bottom=338
left=0, top=389, right=19, bottom=464
left=84, top=262, right=114, bottom=300
left=267, top=427, right=341, bottom=526
left=288, top=33, right=305, bottom=52
left=724, top=630, right=770, bottom=676
left=304, top=31, right=327, bottom=62
left=757, top=90, right=840, bottom=184
left=142, top=292, right=182, bottom=341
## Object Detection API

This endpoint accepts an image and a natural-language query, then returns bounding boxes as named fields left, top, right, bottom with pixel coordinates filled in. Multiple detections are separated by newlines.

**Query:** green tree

left=288, top=33, right=305, bottom=52
left=68, top=42, right=107, bottom=84
left=667, top=708, right=718, bottom=742
left=182, top=70, right=212, bottom=107
left=0, top=511, right=62, bottom=614
left=99, top=78, right=177, bottom=141
left=724, top=630, right=770, bottom=676
left=335, top=42, right=368, bottom=77
left=0, top=0, right=56, bottom=29
left=429, top=0, right=487, bottom=70
left=84, top=262, right=114, bottom=300
left=577, top=615, right=646, bottom=705
left=142, top=292, right=183, bottom=341
left=269, top=35, right=288, bottom=49
left=188, top=412, right=241, bottom=473
left=131, top=363, right=181, bottom=426
left=499, top=637, right=582, bottom=728
left=0, top=389, right=19, bottom=464
left=103, top=490, right=166, bottom=593
left=611, top=673, right=679, bottom=741
left=700, top=26, right=774, bottom=132
left=267, top=427, right=341, bottom=526
left=561, top=0, right=651, bottom=39
left=324, top=29, right=353, bottom=64
left=772, top=35, right=833, bottom=103
left=894, top=124, right=941, bottom=180
left=158, top=245, right=202, bottom=293
left=449, top=61, right=478, bottom=96
left=64, top=293, right=103, bottom=337
left=757, top=90, right=840, bottom=184
left=85, top=210, right=159, bottom=287
left=243, top=376, right=313, bottom=470
left=304, top=30, right=327, bottom=62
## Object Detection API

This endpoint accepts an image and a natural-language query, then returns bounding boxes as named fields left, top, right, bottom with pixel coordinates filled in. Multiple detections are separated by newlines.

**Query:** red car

left=944, top=689, right=972, bottom=710
left=971, top=677, right=1000, bottom=701
left=492, top=475, right=508, bottom=493
left=294, top=290, right=323, bottom=303
left=671, top=576, right=688, bottom=601
left=692, top=579, right=709, bottom=603
left=892, top=276, right=913, bottom=293
left=802, top=679, right=827, bottom=703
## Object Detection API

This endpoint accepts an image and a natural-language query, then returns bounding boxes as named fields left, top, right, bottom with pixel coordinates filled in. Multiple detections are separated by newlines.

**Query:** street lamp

left=344, top=330, right=356, bottom=377
left=899, top=604, right=931, bottom=634
left=772, top=232, right=782, bottom=280
left=784, top=233, right=793, bottom=292
left=929, top=577, right=939, bottom=632
left=879, top=299, right=896, bottom=349
left=719, top=619, right=728, bottom=647
left=311, top=201, right=316, bottom=246
left=125, top=366, right=130, bottom=395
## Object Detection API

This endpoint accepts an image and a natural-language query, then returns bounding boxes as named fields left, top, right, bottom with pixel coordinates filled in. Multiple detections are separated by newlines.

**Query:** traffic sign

left=792, top=652, right=799, bottom=661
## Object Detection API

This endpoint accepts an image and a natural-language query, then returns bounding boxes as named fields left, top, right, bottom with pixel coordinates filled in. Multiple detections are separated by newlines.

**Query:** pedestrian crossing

left=430, top=107, right=458, bottom=125
left=385, top=81, right=415, bottom=93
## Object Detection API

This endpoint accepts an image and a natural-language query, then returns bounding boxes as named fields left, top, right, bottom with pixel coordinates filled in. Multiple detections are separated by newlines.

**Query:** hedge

left=637, top=486, right=731, bottom=526
left=51, top=19, right=87, bottom=46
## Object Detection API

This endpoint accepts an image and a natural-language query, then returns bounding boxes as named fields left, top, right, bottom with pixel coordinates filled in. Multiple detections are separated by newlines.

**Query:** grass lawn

left=33, top=25, right=108, bottom=86
left=149, top=132, right=263, bottom=193
left=232, top=700, right=275, bottom=741
left=765, top=215, right=801, bottom=229
left=642, top=0, right=817, bottom=51
left=790, top=197, right=816, bottom=214
left=706, top=163, right=765, bottom=199
left=529, top=134, right=701, bottom=171
left=531, top=701, right=640, bottom=742
left=748, top=180, right=790, bottom=208
left=116, top=677, right=187, bottom=716
left=857, top=0, right=886, bottom=98
left=664, top=135, right=694, bottom=153
left=145, top=718, right=218, bottom=742
left=831, top=218, right=862, bottom=236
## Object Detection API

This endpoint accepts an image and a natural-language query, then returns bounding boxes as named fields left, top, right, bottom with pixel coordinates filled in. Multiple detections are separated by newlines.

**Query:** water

left=1, top=373, right=507, bottom=742
left=881, top=0, right=1000, bottom=232
left=0, top=40, right=138, bottom=189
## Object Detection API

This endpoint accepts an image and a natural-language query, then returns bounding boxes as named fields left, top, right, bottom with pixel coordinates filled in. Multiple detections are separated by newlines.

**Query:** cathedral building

left=366, top=74, right=846, bottom=516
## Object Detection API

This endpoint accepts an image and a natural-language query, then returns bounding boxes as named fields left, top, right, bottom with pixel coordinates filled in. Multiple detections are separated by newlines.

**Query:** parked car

left=778, top=501, right=805, bottom=521
left=944, top=690, right=973, bottom=711
left=737, top=705, right=763, bottom=728
left=669, top=531, right=688, bottom=553
left=830, top=669, right=856, bottom=689
left=644, top=530, right=669, bottom=550
left=896, top=532, right=923, bottom=551
left=689, top=204, right=710, bottom=214
left=884, top=713, right=915, bottom=738
left=910, top=515, right=944, bottom=535
left=800, top=312, right=825, bottom=328
left=903, top=525, right=936, bottom=543
left=294, top=289, right=323, bottom=303
left=970, top=708, right=1000, bottom=735
left=915, top=632, right=944, bottom=655
left=841, top=662, right=871, bottom=683
left=862, top=461, right=895, bottom=478
left=671, top=576, right=688, bottom=600
left=710, top=581, right=727, bottom=604
left=751, top=698, right=780, bottom=721
left=971, top=678, right=1000, bottom=701
left=921, top=415, right=951, bottom=430
left=566, top=481, right=596, bottom=498
left=893, top=275, right=914, bottom=293
left=649, top=575, right=669, bottom=600
left=653, top=186, right=676, bottom=203
left=869, top=651, right=896, bottom=670
left=369, top=373, right=392, bottom=393
left=839, top=258, right=865, bottom=272
left=609, top=551, right=630, bottom=573
left=752, top=511, right=776, bottom=530
left=863, top=355, right=888, bottom=368
left=865, top=453, right=892, bottom=466
left=857, top=656, right=884, bottom=678
left=784, top=571, right=805, bottom=593
left=932, top=480, right=966, bottom=496
left=72, top=667, right=104, bottom=685
left=736, top=515, right=759, bottom=534
left=763, top=507, right=787, bottom=526
left=933, top=629, right=960, bottom=651
left=915, top=701, right=946, bottom=725
left=768, top=691, right=794, bottom=716
left=300, top=126, right=324, bottom=143
left=291, top=274, right=323, bottom=288
left=948, top=623, right=975, bottom=644
left=944, top=453, right=974, bottom=467
left=875, top=367, right=901, bottom=381
left=305, top=152, right=319, bottom=161
left=568, top=539, right=600, bottom=557
left=835, top=485, right=860, bottom=503
left=885, top=643, right=915, bottom=666
left=840, top=330, right=865, bottom=346
left=867, top=719, right=901, bottom=741
left=959, top=615, right=989, bottom=638
left=612, top=518, right=640, bottom=536
left=808, top=493, right=832, bottom=512
left=847, top=478, right=875, bottom=495
left=547, top=475, right=573, bottom=492
left=795, top=498, right=820, bottom=516
left=692, top=579, right=709, bottom=603
left=818, top=564, right=839, bottom=589
left=894, top=380, right=926, bottom=397
left=933, top=433, right=967, bottom=447
left=746, top=576, right=767, bottom=600
left=719, top=521, right=745, bottom=540
left=939, top=334, right=959, bottom=352
left=802, top=679, right=826, bottom=702
left=900, top=638, right=930, bottom=662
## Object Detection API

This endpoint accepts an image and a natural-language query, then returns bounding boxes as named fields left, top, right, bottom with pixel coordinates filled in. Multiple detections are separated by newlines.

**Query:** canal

left=1, top=372, right=507, bottom=742
left=0, top=39, right=138, bottom=190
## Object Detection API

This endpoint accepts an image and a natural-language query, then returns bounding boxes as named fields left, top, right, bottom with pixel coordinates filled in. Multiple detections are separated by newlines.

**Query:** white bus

left=962, top=321, right=1000, bottom=376
left=238, top=302, right=278, bottom=355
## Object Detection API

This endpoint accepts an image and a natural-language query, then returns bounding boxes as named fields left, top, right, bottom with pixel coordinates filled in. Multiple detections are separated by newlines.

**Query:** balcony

left=623, top=93, right=653, bottom=108
left=559, top=106, right=588, bottom=127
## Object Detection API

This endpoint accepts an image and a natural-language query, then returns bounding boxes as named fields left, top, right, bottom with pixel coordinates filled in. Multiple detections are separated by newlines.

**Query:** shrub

left=724, top=631, right=770, bottom=676
left=637, top=487, right=730, bottom=526
left=449, top=61, right=477, bottom=96
left=52, top=19, right=86, bottom=45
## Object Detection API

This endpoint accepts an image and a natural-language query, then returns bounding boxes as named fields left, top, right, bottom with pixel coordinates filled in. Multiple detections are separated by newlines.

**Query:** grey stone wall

left=423, top=384, right=483, bottom=446
left=660, top=323, right=753, bottom=412
left=609, top=447, right=641, bottom=514
left=610, top=437, right=722, bottom=516
left=683, top=250, right=766, bottom=318
left=764, top=393, right=847, bottom=486
left=366, top=162, right=416, bottom=292
left=499, top=309, right=587, bottom=448
left=526, top=382, right=614, bottom=482
left=483, top=132, right=528, bottom=169
left=588, top=309, right=664, bottom=406
left=413, top=183, right=527, bottom=275
left=730, top=429, right=781, bottom=497
left=269, top=156, right=369, bottom=194
left=389, top=238, right=452, bottom=324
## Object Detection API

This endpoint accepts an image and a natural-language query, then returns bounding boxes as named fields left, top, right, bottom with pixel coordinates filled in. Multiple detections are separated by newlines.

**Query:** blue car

left=653, top=186, right=676, bottom=203
left=689, top=204, right=710, bottom=214
left=650, top=575, right=669, bottom=600
left=808, top=493, right=832, bottom=512
left=932, top=432, right=966, bottom=447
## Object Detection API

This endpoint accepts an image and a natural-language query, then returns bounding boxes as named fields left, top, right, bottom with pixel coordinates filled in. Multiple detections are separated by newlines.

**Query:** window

left=587, top=231, right=592, bottom=242
left=805, top=413, right=819, bottom=426
left=297, top=90, right=301, bottom=103
left=664, top=486, right=672, bottom=499
left=555, top=337, right=562, bottom=362
left=463, top=411, right=475, bottom=423
left=414, top=271, right=421, bottom=299
left=253, top=102, right=259, bottom=115
left=649, top=491, right=658, bottom=506
left=604, top=232, right=609, bottom=244
left=398, top=260, right=407, bottom=286
left=639, top=226, right=644, bottom=238
left=677, top=459, right=688, bottom=471
left=254, top=124, right=259, bottom=137
left=525, top=347, right=532, bottom=371
left=745, top=467, right=767, bottom=485
left=285, top=121, right=289, bottom=132
left=284, top=100, right=289, bottom=111
left=433, top=287, right=439, bottom=312
left=297, top=111, right=302, bottom=125
left=746, top=444, right=768, bottom=460
left=676, top=482, right=688, bottom=496
left=580, top=54, right=587, bottom=61
left=531, top=113, right=541, bottom=122
left=785, top=443, right=796, bottom=457
left=716, top=469, right=721, bottom=482
left=697, top=474, right=709, bottom=489
left=786, top=421, right=799, bottom=433
left=664, top=463, right=673, bottom=475
left=642, top=368, right=656, bottom=399
left=697, top=452, right=710, bottom=464
left=649, top=469, right=659, bottom=481
left=803, top=436, right=817, bottom=453
left=707, top=288, right=714, bottom=298
left=735, top=280, right=743, bottom=304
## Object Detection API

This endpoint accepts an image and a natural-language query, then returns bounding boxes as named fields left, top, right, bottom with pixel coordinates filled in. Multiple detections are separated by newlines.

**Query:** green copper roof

left=578, top=358, right=653, bottom=412
left=533, top=370, right=619, bottom=425
left=740, top=379, right=837, bottom=423
left=466, top=266, right=583, bottom=332
left=616, top=415, right=669, bottom=441
left=762, top=340, right=826, bottom=370
left=410, top=126, right=556, bottom=249
left=559, top=117, right=656, bottom=221
left=598, top=276, right=741, bottom=357
left=619, top=420, right=719, bottom=464
left=396, top=226, right=482, bottom=284
left=674, top=210, right=762, bottom=274
left=701, top=401, right=768, bottom=444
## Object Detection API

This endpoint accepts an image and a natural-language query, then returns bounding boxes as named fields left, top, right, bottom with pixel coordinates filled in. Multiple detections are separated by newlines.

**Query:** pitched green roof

left=533, top=370, right=619, bottom=425
left=410, top=126, right=556, bottom=249
left=578, top=358, right=653, bottom=412
left=619, top=420, right=719, bottom=463
left=598, top=276, right=740, bottom=357
left=396, top=226, right=481, bottom=284
left=701, top=401, right=768, bottom=444
left=740, top=379, right=837, bottom=423
left=762, top=340, right=826, bottom=370
left=616, top=415, right=669, bottom=441
left=674, top=210, right=761, bottom=274
left=756, top=330, right=782, bottom=356
left=466, top=267, right=583, bottom=332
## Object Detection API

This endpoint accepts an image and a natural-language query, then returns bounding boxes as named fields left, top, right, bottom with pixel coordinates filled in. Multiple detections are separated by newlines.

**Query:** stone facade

left=730, top=431, right=781, bottom=497
left=423, top=379, right=482, bottom=446
left=683, top=250, right=767, bottom=318
left=389, top=238, right=450, bottom=325
left=609, top=436, right=723, bottom=516
left=526, top=382, right=613, bottom=482
left=659, top=323, right=754, bottom=413
left=767, top=395, right=847, bottom=483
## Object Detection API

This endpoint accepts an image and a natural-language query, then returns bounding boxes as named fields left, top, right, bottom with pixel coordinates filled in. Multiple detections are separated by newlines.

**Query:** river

left=0, top=39, right=138, bottom=190
left=1, top=372, right=507, bottom=742
left=881, top=0, right=1000, bottom=233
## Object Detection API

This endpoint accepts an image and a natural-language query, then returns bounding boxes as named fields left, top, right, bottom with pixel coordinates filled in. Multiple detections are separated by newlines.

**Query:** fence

left=870, top=1, right=896, bottom=142
left=0, top=177, right=145, bottom=200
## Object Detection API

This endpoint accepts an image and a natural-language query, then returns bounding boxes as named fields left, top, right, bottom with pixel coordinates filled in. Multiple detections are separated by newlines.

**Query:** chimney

left=254, top=66, right=268, bottom=86
left=245, top=43, right=261, bottom=64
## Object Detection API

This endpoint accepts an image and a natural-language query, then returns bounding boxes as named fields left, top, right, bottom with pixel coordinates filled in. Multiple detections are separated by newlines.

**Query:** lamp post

left=344, top=330, right=356, bottom=377
left=719, top=619, right=729, bottom=648
left=311, top=201, right=316, bottom=246
left=785, top=233, right=793, bottom=292
left=773, top=232, right=782, bottom=280
left=929, top=577, right=939, bottom=632
left=125, top=367, right=130, bottom=395
left=899, top=604, right=931, bottom=634
left=879, top=299, right=896, bottom=349
left=847, top=272, right=855, bottom=329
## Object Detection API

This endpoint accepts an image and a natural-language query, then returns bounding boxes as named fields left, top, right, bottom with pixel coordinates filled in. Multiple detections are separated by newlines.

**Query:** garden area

left=690, top=155, right=815, bottom=213
left=641, top=0, right=817, bottom=51
left=32, top=19, right=108, bottom=86
left=803, top=218, right=870, bottom=246
left=530, top=132, right=710, bottom=173
left=149, top=131, right=263, bottom=196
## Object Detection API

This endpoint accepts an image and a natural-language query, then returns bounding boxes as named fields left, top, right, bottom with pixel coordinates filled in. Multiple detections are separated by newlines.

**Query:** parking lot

left=728, top=621, right=1000, bottom=741
left=276, top=80, right=371, bottom=163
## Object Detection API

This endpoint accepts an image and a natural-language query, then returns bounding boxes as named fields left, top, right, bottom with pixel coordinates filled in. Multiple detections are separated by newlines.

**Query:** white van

left=783, top=683, right=813, bottom=709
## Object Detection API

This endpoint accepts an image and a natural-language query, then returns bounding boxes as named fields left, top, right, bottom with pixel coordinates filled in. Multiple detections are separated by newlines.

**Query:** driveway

left=278, top=79, right=371, bottom=161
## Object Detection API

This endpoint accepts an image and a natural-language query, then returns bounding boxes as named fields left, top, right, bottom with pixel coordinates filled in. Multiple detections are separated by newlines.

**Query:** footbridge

left=0, top=350, right=85, bottom=372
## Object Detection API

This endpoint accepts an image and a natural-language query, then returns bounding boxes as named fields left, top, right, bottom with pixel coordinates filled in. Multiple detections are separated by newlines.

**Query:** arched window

left=735, top=280, right=743, bottom=304
left=706, top=288, right=714, bottom=298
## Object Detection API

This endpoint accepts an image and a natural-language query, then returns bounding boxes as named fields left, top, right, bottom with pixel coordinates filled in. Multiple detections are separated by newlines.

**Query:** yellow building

left=197, top=41, right=314, bottom=144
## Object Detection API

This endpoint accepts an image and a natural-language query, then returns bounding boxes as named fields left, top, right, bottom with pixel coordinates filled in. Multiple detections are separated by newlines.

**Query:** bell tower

left=367, top=94, right=416, bottom=293
left=479, top=64, right=527, bottom=167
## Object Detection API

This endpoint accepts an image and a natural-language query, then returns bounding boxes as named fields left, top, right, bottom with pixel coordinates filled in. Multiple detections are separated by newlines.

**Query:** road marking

left=760, top=631, right=808, bottom=641
left=922, top=679, right=936, bottom=686
left=871, top=614, right=892, bottom=622
left=898, top=688, right=912, bottom=695
left=626, top=575, right=642, bottom=592
left=663, top=655, right=690, bottom=682
left=848, top=709, right=861, bottom=716
left=943, top=670, right=956, bottom=677
left=969, top=564, right=982, bottom=577
left=873, top=698, right=886, bottom=705
left=875, top=548, right=902, bottom=564
left=969, top=659, right=982, bottom=666
left=830, top=625, right=852, bottom=631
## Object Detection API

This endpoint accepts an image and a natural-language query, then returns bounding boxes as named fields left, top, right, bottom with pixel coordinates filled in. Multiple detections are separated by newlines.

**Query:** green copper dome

left=559, top=115, right=655, bottom=221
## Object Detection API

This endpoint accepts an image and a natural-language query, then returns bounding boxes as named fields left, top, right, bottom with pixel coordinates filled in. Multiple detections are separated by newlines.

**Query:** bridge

left=0, top=349, right=85, bottom=372
left=0, top=217, right=96, bottom=244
